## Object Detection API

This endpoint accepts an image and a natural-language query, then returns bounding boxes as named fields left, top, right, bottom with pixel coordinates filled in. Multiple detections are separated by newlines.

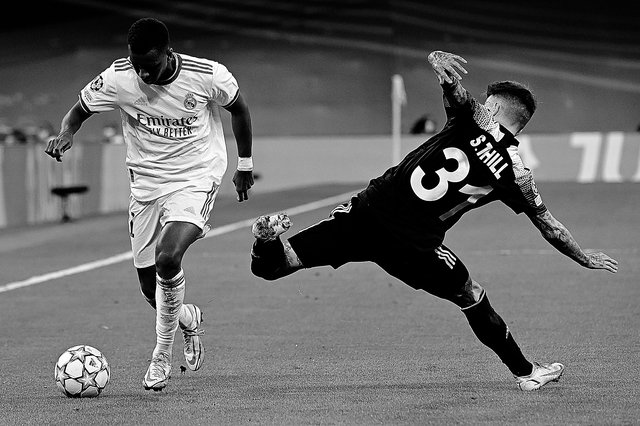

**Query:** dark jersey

left=357, top=83, right=546, bottom=251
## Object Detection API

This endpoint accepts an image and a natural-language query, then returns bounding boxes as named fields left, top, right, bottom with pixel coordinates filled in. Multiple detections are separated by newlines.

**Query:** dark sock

left=462, top=293, right=533, bottom=376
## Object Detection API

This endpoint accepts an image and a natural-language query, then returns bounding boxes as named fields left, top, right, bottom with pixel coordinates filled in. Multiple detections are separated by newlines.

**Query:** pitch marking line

left=1, top=190, right=631, bottom=294
left=0, top=191, right=357, bottom=294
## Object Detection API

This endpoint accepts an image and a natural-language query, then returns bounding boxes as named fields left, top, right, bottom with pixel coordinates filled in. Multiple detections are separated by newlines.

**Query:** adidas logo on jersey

left=184, top=206, right=196, bottom=215
left=134, top=97, right=147, bottom=106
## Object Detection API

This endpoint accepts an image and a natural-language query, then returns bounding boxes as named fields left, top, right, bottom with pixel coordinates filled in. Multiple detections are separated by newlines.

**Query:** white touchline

left=2, top=189, right=624, bottom=294
left=0, top=191, right=358, bottom=294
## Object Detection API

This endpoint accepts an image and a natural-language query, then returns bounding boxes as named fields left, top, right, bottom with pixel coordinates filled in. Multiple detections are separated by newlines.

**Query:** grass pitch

left=0, top=182, right=638, bottom=425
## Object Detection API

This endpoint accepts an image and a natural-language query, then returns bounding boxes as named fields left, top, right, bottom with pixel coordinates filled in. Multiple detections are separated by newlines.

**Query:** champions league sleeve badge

left=184, top=93, right=197, bottom=110
left=90, top=75, right=104, bottom=92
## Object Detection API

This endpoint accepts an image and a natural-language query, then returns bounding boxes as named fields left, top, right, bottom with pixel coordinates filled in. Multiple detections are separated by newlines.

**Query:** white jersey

left=79, top=52, right=239, bottom=201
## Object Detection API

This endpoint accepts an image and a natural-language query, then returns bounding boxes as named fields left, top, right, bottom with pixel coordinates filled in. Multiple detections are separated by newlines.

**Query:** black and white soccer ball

left=54, top=345, right=110, bottom=398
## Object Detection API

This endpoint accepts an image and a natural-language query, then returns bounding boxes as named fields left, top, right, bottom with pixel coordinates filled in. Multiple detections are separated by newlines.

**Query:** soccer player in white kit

left=45, top=18, right=255, bottom=391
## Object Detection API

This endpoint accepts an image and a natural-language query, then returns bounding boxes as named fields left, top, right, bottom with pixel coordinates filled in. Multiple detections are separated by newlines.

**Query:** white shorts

left=128, top=183, right=219, bottom=268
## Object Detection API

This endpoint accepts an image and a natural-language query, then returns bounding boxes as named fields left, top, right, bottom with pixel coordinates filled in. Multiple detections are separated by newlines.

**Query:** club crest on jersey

left=90, top=75, right=104, bottom=91
left=184, top=93, right=197, bottom=110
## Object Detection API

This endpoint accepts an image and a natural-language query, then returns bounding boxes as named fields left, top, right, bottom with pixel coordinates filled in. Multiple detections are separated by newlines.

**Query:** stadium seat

left=50, top=185, right=89, bottom=223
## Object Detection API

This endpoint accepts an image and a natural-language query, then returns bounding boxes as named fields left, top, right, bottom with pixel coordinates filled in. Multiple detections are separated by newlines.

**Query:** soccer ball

left=54, top=345, right=110, bottom=398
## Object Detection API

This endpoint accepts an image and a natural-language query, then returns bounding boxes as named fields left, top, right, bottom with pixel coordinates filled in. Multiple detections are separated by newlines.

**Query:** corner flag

left=391, top=74, right=406, bottom=164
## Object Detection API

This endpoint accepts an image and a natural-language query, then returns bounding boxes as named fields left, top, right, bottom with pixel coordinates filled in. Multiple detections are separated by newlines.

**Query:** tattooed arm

left=427, top=50, right=501, bottom=136
left=529, top=210, right=618, bottom=273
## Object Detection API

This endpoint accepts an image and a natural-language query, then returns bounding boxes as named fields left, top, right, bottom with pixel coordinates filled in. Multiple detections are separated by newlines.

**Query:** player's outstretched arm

left=428, top=50, right=468, bottom=85
left=529, top=210, right=619, bottom=273
left=45, top=101, right=92, bottom=162
left=225, top=91, right=254, bottom=202
left=427, top=50, right=476, bottom=110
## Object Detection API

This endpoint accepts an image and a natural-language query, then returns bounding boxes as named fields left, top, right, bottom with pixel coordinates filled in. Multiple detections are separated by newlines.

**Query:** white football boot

left=180, top=303, right=205, bottom=371
left=251, top=214, right=291, bottom=241
left=143, top=351, right=171, bottom=391
left=515, top=361, right=565, bottom=391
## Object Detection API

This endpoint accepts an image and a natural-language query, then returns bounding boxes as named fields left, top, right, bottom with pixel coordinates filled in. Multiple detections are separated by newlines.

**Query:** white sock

left=153, top=269, right=185, bottom=358
left=142, top=287, right=193, bottom=328
left=179, top=304, right=194, bottom=329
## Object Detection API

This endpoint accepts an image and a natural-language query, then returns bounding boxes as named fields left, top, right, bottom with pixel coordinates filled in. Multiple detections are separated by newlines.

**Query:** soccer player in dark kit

left=248, top=50, right=618, bottom=391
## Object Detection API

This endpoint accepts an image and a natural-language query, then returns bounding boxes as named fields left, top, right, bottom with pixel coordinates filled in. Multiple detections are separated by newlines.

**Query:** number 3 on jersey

left=410, top=147, right=493, bottom=221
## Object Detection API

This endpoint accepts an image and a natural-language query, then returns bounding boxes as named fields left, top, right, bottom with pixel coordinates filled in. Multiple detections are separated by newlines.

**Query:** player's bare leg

left=143, top=221, right=205, bottom=390
left=251, top=214, right=303, bottom=280
left=138, top=265, right=205, bottom=372
left=451, top=279, right=564, bottom=391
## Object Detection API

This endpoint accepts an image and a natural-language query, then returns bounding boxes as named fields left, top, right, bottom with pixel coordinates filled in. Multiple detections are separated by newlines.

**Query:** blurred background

left=0, top=0, right=639, bottom=227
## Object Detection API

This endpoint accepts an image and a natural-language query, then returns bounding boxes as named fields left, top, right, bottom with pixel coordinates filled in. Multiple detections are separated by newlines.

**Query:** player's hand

left=45, top=133, right=74, bottom=162
left=585, top=251, right=618, bottom=273
left=427, top=51, right=468, bottom=84
left=232, top=170, right=254, bottom=202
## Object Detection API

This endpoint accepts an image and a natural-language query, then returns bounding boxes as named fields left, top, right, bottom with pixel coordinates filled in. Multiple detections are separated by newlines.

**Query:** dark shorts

left=288, top=197, right=470, bottom=299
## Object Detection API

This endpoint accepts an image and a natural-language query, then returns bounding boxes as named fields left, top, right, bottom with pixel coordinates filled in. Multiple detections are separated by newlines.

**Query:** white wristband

left=237, top=157, right=253, bottom=171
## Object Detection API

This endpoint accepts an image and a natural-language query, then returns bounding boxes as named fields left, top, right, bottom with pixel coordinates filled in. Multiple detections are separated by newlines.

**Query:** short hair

left=486, top=81, right=537, bottom=127
left=127, top=18, right=170, bottom=55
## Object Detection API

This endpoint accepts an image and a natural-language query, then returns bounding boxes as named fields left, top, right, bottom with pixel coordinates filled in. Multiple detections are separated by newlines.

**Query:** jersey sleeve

left=502, top=145, right=547, bottom=216
left=79, top=64, right=119, bottom=114
left=211, top=63, right=239, bottom=107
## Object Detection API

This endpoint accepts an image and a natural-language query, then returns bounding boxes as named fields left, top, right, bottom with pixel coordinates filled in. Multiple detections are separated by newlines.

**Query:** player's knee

left=251, top=267, right=280, bottom=281
left=250, top=258, right=283, bottom=281
left=155, top=249, right=183, bottom=275
left=449, top=278, right=485, bottom=308
left=254, top=270, right=281, bottom=281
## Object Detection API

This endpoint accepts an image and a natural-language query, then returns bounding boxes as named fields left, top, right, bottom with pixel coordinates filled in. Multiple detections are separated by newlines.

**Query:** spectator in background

left=0, top=122, right=13, bottom=144
left=5, top=127, right=28, bottom=144
left=102, top=123, right=124, bottom=144
left=410, top=114, right=437, bottom=134
left=0, top=119, right=55, bottom=145
left=36, top=121, right=56, bottom=144
left=22, top=121, right=40, bottom=144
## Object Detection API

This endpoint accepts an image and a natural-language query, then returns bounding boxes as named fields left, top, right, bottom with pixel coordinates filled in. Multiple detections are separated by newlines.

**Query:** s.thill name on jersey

left=469, top=134, right=508, bottom=180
